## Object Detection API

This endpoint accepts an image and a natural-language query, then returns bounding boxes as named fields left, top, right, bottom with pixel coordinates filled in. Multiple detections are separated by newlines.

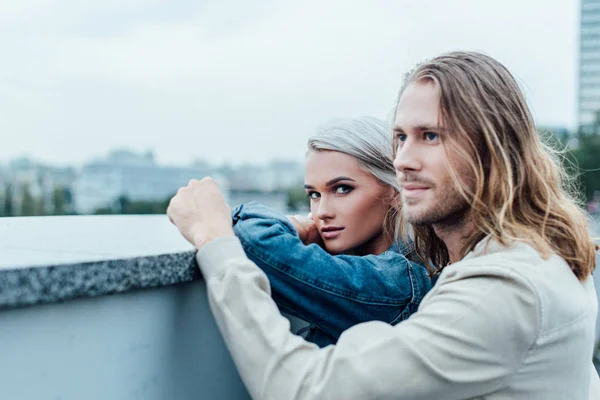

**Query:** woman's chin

left=324, top=242, right=351, bottom=255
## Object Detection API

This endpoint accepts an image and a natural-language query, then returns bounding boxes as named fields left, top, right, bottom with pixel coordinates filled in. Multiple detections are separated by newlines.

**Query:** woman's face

left=304, top=150, right=395, bottom=255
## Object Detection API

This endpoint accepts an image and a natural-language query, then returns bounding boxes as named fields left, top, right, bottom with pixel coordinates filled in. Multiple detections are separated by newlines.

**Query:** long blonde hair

left=396, top=51, right=597, bottom=280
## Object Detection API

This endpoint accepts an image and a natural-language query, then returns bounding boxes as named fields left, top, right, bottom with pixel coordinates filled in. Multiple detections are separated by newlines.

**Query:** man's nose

left=393, top=140, right=422, bottom=174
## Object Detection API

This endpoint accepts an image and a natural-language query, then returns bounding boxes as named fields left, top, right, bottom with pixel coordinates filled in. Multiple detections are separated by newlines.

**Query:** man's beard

left=403, top=184, right=471, bottom=228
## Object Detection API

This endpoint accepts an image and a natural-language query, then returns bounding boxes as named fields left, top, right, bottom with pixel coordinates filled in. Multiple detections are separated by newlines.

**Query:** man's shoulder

left=452, top=238, right=569, bottom=278
left=445, top=239, right=579, bottom=292
left=442, top=239, right=596, bottom=330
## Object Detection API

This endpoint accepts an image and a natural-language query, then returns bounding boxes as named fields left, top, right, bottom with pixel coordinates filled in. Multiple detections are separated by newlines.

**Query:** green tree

left=117, top=195, right=130, bottom=214
left=286, top=186, right=309, bottom=212
left=64, top=187, right=73, bottom=214
left=0, top=186, right=4, bottom=217
left=52, top=186, right=70, bottom=215
left=3, top=184, right=13, bottom=217
left=94, top=207, right=116, bottom=215
left=93, top=195, right=171, bottom=215
left=569, top=134, right=600, bottom=202
left=20, top=183, right=36, bottom=216
left=122, top=199, right=168, bottom=214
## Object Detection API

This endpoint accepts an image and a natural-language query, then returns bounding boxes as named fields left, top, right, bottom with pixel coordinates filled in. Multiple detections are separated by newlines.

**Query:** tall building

left=579, top=0, right=600, bottom=133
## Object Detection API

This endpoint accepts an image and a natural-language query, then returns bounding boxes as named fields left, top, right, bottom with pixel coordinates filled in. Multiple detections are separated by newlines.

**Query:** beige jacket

left=196, top=235, right=600, bottom=399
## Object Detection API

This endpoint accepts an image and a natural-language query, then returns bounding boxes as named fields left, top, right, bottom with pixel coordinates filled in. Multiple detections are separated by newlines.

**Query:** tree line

left=0, top=184, right=73, bottom=217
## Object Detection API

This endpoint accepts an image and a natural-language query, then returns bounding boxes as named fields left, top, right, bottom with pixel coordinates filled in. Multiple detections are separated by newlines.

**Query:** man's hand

left=287, top=214, right=322, bottom=246
left=167, top=177, right=234, bottom=249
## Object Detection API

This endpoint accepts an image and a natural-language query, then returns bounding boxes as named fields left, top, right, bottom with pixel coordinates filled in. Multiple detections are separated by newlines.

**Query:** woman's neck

left=349, top=232, right=392, bottom=256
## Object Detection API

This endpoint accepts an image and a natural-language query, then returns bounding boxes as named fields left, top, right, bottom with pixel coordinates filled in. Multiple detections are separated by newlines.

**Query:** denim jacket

left=232, top=202, right=432, bottom=347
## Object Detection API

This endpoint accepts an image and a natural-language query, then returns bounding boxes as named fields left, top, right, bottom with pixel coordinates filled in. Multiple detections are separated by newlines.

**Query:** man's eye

left=334, top=185, right=353, bottom=195
left=424, top=132, right=439, bottom=141
left=306, top=191, right=320, bottom=200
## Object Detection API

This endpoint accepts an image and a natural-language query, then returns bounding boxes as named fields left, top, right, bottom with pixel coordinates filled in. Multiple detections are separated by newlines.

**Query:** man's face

left=393, top=80, right=472, bottom=226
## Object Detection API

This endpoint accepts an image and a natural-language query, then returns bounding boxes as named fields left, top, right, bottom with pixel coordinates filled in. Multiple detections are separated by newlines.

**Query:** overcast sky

left=0, top=0, right=579, bottom=167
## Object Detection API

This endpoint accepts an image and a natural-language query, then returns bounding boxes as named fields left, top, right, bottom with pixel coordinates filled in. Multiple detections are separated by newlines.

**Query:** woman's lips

left=321, top=227, right=344, bottom=239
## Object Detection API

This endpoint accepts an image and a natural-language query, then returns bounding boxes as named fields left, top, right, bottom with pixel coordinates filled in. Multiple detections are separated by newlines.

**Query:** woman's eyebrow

left=325, top=176, right=355, bottom=187
left=304, top=176, right=356, bottom=190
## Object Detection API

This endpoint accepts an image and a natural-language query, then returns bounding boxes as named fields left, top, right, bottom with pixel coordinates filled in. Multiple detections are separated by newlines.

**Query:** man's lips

left=400, top=184, right=430, bottom=197
left=320, top=226, right=344, bottom=239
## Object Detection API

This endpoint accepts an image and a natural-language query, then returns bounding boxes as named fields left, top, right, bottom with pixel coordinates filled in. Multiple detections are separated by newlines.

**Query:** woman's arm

left=231, top=202, right=430, bottom=339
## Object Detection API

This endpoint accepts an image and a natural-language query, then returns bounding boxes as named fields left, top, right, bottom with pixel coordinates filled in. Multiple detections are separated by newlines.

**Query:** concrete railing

left=0, top=215, right=250, bottom=400
left=1, top=215, right=599, bottom=398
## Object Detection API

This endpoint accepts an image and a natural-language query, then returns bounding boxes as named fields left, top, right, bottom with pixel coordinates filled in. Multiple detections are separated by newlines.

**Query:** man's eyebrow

left=393, top=124, right=443, bottom=132
left=304, top=176, right=356, bottom=189
left=415, top=124, right=442, bottom=131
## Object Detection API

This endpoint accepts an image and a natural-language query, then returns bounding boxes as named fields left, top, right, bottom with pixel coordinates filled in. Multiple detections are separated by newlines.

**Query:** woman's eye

left=334, top=185, right=353, bottom=195
left=306, top=191, right=320, bottom=200
left=396, top=133, right=407, bottom=142
left=424, top=132, right=439, bottom=141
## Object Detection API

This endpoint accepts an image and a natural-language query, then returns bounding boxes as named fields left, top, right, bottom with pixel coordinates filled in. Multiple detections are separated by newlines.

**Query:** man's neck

left=433, top=215, right=474, bottom=264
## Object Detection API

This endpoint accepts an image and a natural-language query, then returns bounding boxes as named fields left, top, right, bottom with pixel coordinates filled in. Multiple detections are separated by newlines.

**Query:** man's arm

left=197, top=235, right=539, bottom=400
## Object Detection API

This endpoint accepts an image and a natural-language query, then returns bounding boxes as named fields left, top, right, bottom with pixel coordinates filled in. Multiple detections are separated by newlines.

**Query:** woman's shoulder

left=386, top=240, right=416, bottom=258
left=232, top=201, right=286, bottom=220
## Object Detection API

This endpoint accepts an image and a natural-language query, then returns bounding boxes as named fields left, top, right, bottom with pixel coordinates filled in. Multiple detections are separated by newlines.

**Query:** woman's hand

left=287, top=214, right=323, bottom=246
left=167, top=177, right=234, bottom=249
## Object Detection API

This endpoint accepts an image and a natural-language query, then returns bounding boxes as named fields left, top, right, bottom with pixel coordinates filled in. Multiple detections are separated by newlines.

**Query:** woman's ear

left=382, top=186, right=400, bottom=206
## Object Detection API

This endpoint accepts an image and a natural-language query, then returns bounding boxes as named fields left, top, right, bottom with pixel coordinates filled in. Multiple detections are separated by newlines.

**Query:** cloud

left=0, top=0, right=579, bottom=166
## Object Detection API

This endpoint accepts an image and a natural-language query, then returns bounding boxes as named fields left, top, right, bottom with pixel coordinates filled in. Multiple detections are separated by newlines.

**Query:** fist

left=167, top=177, right=234, bottom=249
left=287, top=214, right=322, bottom=246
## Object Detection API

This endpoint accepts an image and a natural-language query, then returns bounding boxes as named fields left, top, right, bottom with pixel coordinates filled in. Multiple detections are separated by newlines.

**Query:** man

left=168, top=51, right=600, bottom=399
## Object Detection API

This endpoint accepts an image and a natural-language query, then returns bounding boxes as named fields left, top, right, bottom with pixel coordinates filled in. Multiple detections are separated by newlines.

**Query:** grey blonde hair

left=307, top=116, right=403, bottom=246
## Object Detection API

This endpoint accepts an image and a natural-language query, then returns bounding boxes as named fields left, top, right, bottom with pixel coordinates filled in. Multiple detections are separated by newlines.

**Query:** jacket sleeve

left=231, top=202, right=430, bottom=338
left=196, top=236, right=540, bottom=400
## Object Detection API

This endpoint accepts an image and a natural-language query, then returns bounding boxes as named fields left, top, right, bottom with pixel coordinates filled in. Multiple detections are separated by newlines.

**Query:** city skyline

left=0, top=147, right=305, bottom=217
left=1, top=0, right=580, bottom=166
left=0, top=148, right=305, bottom=169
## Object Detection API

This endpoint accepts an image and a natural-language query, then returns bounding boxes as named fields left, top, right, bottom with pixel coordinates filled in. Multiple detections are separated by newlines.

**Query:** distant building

left=578, top=0, right=600, bottom=133
left=218, top=160, right=303, bottom=192
left=2, top=150, right=302, bottom=215
left=72, top=149, right=227, bottom=214
left=2, top=157, right=76, bottom=215
left=268, top=160, right=305, bottom=189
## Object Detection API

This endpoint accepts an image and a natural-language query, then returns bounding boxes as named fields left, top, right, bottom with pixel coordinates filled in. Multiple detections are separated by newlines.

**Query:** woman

left=231, top=116, right=431, bottom=347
